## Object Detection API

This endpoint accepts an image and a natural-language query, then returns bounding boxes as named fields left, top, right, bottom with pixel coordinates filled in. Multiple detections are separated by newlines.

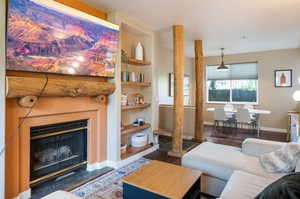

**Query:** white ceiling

left=85, top=0, right=300, bottom=57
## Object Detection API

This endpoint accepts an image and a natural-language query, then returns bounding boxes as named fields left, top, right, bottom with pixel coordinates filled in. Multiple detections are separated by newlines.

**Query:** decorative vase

left=135, top=42, right=143, bottom=61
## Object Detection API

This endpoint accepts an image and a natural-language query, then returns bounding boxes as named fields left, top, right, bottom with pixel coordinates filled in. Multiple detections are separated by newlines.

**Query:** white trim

left=86, top=160, right=114, bottom=171
left=182, top=135, right=195, bottom=140
left=32, top=0, right=119, bottom=30
left=87, top=144, right=159, bottom=170
left=204, top=121, right=215, bottom=126
left=204, top=121, right=287, bottom=133
left=159, top=104, right=196, bottom=109
left=206, top=101, right=259, bottom=105
left=14, top=189, right=31, bottom=199
left=0, top=1, right=6, bottom=198
left=86, top=162, right=101, bottom=171
left=260, top=127, right=287, bottom=133
left=108, top=144, right=159, bottom=169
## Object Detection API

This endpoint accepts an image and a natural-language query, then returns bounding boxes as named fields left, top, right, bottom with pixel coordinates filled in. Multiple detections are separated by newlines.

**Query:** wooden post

left=193, top=40, right=206, bottom=142
left=168, top=25, right=185, bottom=157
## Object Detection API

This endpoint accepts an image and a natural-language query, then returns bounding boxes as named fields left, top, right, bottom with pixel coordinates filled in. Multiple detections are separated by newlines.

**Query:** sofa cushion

left=182, top=142, right=284, bottom=181
left=242, top=138, right=286, bottom=157
left=220, top=170, right=274, bottom=199
left=259, top=143, right=300, bottom=173
left=255, top=172, right=300, bottom=199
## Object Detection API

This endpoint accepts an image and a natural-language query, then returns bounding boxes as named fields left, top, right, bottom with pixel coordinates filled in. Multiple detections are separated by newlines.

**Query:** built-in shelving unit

left=121, top=123, right=151, bottom=136
left=107, top=12, right=158, bottom=164
left=121, top=82, right=151, bottom=87
left=119, top=21, right=156, bottom=160
left=122, top=57, right=151, bottom=66
left=122, top=103, right=151, bottom=111
left=121, top=144, right=153, bottom=160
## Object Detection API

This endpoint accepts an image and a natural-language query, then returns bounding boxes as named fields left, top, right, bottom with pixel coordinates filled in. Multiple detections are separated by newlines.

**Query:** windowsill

left=206, top=101, right=259, bottom=105
left=159, top=104, right=195, bottom=108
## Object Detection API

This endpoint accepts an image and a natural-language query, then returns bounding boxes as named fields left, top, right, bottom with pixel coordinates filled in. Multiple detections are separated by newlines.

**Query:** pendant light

left=217, top=48, right=229, bottom=71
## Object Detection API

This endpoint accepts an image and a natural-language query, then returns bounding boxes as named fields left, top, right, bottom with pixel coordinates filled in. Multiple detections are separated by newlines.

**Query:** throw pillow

left=255, top=172, right=300, bottom=199
left=259, top=143, right=300, bottom=173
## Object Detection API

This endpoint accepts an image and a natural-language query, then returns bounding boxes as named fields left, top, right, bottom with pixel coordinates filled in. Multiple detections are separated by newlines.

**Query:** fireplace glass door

left=30, top=120, right=88, bottom=184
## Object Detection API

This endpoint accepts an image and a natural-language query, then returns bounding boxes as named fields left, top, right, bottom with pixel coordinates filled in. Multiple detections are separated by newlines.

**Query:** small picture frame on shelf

left=274, top=69, right=292, bottom=88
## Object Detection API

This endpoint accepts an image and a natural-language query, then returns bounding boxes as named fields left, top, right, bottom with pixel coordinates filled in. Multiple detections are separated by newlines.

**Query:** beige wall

left=158, top=48, right=300, bottom=134
left=157, top=45, right=195, bottom=105
left=159, top=105, right=196, bottom=138
left=204, top=48, right=300, bottom=131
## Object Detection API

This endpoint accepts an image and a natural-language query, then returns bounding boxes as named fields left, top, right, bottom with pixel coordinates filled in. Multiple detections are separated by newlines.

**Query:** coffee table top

left=122, top=160, right=202, bottom=199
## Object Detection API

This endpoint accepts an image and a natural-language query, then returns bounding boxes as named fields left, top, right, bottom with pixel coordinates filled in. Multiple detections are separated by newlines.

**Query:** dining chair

left=224, top=103, right=235, bottom=122
left=236, top=108, right=256, bottom=129
left=224, top=103, right=234, bottom=110
left=243, top=104, right=254, bottom=110
left=243, top=104, right=256, bottom=121
left=214, top=107, right=230, bottom=129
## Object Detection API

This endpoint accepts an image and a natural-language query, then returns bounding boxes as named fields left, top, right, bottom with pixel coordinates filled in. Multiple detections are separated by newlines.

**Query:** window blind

left=207, top=62, right=258, bottom=80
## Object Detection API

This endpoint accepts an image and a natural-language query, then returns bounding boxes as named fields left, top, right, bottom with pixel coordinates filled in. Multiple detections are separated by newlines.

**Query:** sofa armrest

left=42, top=191, right=82, bottom=199
left=242, top=138, right=286, bottom=157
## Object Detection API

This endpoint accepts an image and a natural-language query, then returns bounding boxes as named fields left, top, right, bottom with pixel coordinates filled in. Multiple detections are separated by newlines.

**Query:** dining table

left=206, top=107, right=271, bottom=137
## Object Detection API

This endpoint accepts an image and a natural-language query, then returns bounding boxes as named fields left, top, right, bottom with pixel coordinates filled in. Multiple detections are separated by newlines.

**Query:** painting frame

left=168, top=73, right=190, bottom=97
left=6, top=0, right=119, bottom=78
left=274, top=69, right=292, bottom=88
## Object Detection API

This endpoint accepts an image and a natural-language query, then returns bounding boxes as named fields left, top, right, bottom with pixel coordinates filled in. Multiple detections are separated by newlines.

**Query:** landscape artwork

left=7, top=0, right=119, bottom=77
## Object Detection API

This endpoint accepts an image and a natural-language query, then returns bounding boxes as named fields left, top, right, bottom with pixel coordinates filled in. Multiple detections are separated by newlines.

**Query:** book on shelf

left=121, top=71, right=145, bottom=83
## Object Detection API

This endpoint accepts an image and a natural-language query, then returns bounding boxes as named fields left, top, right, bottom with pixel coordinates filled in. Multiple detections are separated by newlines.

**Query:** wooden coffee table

left=122, top=160, right=202, bottom=199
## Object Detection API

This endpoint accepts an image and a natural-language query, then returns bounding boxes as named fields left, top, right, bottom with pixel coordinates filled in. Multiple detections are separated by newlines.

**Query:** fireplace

left=30, top=120, right=88, bottom=186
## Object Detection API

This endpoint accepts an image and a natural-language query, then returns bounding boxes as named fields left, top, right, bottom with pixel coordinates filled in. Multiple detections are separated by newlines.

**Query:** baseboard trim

left=87, top=144, right=159, bottom=170
left=14, top=189, right=31, bottom=199
left=260, top=127, right=287, bottom=133
left=204, top=121, right=214, bottom=126
left=182, top=135, right=195, bottom=140
left=204, top=121, right=287, bottom=133
left=87, top=160, right=113, bottom=171
left=109, top=144, right=159, bottom=169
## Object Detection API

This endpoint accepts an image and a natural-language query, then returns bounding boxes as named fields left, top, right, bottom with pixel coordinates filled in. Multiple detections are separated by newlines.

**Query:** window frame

left=206, top=64, right=259, bottom=105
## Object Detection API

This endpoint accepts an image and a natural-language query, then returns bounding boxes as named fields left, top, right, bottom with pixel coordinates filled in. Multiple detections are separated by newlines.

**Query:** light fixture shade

left=217, top=48, right=229, bottom=71
left=217, top=61, right=229, bottom=71
left=293, top=90, right=300, bottom=102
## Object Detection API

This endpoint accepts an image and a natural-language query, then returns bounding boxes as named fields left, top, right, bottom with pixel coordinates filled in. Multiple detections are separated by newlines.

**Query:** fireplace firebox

left=30, top=120, right=88, bottom=186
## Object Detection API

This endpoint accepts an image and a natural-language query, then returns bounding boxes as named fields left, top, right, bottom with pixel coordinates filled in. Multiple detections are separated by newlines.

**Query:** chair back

left=224, top=103, right=234, bottom=111
left=214, top=107, right=227, bottom=121
left=244, top=104, right=254, bottom=110
left=236, top=108, right=251, bottom=123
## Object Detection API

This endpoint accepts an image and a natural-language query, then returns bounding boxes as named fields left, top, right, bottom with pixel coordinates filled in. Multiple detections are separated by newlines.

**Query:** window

left=206, top=62, right=258, bottom=104
left=169, top=73, right=191, bottom=105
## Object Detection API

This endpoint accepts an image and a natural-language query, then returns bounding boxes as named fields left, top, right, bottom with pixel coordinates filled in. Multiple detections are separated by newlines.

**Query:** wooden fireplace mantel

left=6, top=75, right=115, bottom=98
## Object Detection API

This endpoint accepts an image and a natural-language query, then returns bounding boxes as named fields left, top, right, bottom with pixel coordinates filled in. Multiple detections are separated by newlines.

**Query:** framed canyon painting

left=7, top=0, right=119, bottom=77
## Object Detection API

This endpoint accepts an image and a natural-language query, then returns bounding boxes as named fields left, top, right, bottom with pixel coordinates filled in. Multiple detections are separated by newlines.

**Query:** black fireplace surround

left=30, top=120, right=88, bottom=186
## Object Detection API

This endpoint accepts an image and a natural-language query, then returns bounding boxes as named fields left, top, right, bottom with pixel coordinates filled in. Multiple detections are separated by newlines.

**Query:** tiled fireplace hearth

left=5, top=97, right=107, bottom=199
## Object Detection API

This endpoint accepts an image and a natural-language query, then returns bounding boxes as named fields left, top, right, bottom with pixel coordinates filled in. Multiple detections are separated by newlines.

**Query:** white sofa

left=42, top=190, right=81, bottom=199
left=182, top=138, right=299, bottom=198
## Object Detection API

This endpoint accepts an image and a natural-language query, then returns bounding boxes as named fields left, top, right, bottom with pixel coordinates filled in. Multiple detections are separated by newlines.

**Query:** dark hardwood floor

left=204, top=125, right=287, bottom=147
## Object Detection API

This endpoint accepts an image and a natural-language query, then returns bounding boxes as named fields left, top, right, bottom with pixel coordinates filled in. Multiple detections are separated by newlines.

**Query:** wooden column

left=193, top=40, right=206, bottom=142
left=168, top=25, right=185, bottom=157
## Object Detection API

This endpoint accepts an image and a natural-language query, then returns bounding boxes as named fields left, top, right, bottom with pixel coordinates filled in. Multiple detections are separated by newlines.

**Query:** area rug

left=71, top=158, right=150, bottom=199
